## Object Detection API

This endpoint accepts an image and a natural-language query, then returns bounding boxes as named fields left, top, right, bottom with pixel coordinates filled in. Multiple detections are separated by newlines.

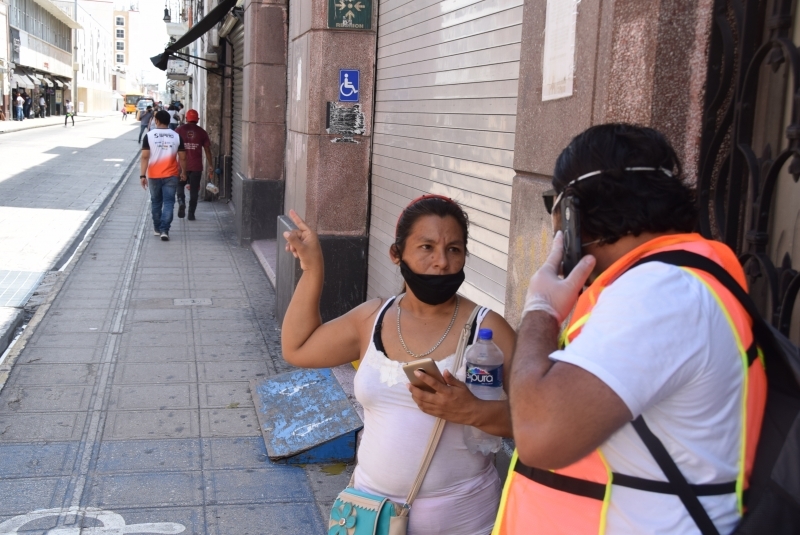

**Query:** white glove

left=522, top=231, right=596, bottom=323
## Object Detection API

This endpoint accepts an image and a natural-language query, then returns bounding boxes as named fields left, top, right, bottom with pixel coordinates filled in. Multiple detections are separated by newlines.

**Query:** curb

left=0, top=308, right=24, bottom=361
left=0, top=156, right=139, bottom=394
left=55, top=150, right=141, bottom=271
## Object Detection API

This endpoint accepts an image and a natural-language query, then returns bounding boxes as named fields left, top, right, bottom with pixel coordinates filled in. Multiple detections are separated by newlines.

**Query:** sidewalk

left=0, top=112, right=120, bottom=134
left=0, top=167, right=349, bottom=533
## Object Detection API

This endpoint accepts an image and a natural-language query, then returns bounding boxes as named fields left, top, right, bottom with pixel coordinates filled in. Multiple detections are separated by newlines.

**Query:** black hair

left=553, top=123, right=697, bottom=244
left=154, top=110, right=171, bottom=125
left=391, top=197, right=470, bottom=259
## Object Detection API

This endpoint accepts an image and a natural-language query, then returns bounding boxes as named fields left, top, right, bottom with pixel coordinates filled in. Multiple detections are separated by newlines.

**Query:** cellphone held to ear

left=561, top=195, right=582, bottom=277
left=402, top=358, right=446, bottom=393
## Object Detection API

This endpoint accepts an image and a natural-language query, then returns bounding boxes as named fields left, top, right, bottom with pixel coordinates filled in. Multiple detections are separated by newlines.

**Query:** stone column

left=234, top=0, right=289, bottom=243
left=504, top=0, right=714, bottom=326
left=278, top=0, right=376, bottom=321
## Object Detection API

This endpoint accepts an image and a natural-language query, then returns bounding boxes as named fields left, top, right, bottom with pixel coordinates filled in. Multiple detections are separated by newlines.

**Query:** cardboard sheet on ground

left=251, top=368, right=363, bottom=464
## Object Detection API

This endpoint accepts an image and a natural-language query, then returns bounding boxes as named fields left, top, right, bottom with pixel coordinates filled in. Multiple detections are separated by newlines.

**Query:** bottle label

left=465, top=364, right=503, bottom=387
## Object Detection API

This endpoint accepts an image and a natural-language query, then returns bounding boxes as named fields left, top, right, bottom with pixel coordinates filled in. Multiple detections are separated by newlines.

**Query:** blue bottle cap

left=478, top=328, right=493, bottom=340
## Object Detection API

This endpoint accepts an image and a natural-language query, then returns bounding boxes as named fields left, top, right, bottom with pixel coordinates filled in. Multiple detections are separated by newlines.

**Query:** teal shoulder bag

left=328, top=305, right=481, bottom=535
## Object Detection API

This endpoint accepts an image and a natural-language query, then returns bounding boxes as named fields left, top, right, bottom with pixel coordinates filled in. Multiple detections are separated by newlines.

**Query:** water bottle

left=463, top=328, right=505, bottom=455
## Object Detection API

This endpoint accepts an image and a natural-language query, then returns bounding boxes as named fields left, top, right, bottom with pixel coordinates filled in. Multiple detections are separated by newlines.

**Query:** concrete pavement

left=0, top=117, right=141, bottom=355
left=0, top=161, right=349, bottom=532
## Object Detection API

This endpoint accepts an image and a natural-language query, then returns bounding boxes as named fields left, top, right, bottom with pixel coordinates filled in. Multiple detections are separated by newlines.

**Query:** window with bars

left=9, top=0, right=72, bottom=52
left=116, top=29, right=124, bottom=38
left=116, top=54, right=124, bottom=63
left=116, top=41, right=124, bottom=50
left=116, top=16, right=125, bottom=25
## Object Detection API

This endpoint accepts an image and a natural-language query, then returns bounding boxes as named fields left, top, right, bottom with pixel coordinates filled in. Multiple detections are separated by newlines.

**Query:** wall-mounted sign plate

left=338, top=69, right=359, bottom=102
left=328, top=0, right=372, bottom=29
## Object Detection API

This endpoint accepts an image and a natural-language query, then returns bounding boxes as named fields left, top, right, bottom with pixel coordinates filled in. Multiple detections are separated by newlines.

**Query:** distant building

left=111, top=7, right=141, bottom=109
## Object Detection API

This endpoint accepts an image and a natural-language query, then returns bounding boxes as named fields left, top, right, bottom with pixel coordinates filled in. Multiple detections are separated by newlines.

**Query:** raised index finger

left=288, top=209, right=310, bottom=231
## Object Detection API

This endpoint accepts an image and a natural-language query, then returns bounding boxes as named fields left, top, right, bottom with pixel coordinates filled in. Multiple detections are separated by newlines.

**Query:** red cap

left=186, top=109, right=199, bottom=122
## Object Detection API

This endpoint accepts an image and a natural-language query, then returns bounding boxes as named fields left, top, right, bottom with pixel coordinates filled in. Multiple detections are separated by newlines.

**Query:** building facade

left=7, top=0, right=79, bottom=117
left=0, top=1, right=9, bottom=117
left=185, top=0, right=800, bottom=341
left=72, top=0, right=113, bottom=112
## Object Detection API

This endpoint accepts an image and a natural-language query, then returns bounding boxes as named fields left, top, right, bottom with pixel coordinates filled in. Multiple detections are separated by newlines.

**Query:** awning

left=41, top=77, right=55, bottom=87
left=31, top=0, right=82, bottom=29
left=12, top=71, right=35, bottom=89
left=52, top=79, right=62, bottom=88
left=150, top=0, right=238, bottom=71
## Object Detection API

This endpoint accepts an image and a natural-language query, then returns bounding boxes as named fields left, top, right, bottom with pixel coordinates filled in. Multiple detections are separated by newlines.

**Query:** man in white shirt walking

left=38, top=95, right=46, bottom=118
left=64, top=100, right=74, bottom=126
left=140, top=110, right=187, bottom=241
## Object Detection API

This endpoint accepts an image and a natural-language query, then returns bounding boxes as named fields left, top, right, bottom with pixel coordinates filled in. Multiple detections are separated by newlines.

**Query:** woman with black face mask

left=282, top=195, right=515, bottom=535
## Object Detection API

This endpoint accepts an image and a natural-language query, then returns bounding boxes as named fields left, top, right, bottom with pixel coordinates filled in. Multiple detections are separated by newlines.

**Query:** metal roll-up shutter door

left=231, top=23, right=245, bottom=178
left=367, top=0, right=523, bottom=315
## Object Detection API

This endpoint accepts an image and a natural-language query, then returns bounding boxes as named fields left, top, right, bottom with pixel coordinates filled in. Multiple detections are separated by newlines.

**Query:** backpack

left=633, top=250, right=800, bottom=535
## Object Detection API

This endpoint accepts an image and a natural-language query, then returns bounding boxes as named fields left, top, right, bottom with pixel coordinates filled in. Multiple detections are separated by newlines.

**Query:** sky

left=125, top=0, right=170, bottom=87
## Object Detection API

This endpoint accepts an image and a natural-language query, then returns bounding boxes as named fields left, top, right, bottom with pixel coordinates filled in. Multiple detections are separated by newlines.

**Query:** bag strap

left=630, top=250, right=777, bottom=357
left=631, top=416, right=721, bottom=535
left=627, top=250, right=765, bottom=535
left=401, top=304, right=483, bottom=514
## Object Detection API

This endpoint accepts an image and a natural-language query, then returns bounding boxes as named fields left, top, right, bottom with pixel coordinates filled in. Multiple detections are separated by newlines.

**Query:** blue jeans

left=148, top=177, right=179, bottom=233
left=139, top=124, right=148, bottom=143
left=16, top=106, right=23, bottom=120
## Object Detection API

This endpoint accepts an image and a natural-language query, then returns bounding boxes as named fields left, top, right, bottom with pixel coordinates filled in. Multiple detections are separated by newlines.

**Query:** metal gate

left=367, top=0, right=524, bottom=315
left=230, top=22, right=245, bottom=180
left=699, top=0, right=800, bottom=343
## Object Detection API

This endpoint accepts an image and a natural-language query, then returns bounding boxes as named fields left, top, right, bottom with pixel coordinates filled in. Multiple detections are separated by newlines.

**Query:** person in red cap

left=175, top=108, right=214, bottom=220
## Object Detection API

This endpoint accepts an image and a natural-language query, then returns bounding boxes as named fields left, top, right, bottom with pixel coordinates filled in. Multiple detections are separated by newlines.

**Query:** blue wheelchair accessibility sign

left=339, top=69, right=360, bottom=102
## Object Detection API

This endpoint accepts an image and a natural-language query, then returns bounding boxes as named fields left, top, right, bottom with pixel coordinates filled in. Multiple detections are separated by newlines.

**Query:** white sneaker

left=160, top=232, right=169, bottom=241
left=153, top=229, right=161, bottom=236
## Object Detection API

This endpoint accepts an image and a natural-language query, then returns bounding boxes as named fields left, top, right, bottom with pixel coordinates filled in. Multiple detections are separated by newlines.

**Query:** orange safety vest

left=493, top=234, right=767, bottom=535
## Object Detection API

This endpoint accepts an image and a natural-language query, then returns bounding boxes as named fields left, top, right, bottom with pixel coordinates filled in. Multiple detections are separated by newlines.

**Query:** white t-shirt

left=550, top=262, right=744, bottom=535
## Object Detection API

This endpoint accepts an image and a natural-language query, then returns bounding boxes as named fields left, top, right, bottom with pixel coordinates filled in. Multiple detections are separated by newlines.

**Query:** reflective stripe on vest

left=493, top=235, right=768, bottom=535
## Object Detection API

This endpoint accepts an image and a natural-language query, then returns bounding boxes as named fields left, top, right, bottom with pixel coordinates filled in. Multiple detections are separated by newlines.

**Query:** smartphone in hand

left=402, top=358, right=446, bottom=394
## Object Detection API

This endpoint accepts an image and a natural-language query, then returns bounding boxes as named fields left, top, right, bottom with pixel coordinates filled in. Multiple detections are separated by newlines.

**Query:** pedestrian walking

left=137, top=106, right=153, bottom=143
left=167, top=105, right=179, bottom=130
left=64, top=100, right=75, bottom=126
left=15, top=93, right=24, bottom=121
left=38, top=95, right=46, bottom=118
left=175, top=109, right=213, bottom=220
left=495, top=123, right=767, bottom=535
left=121, top=108, right=128, bottom=121
left=140, top=110, right=187, bottom=241
left=281, top=196, right=516, bottom=535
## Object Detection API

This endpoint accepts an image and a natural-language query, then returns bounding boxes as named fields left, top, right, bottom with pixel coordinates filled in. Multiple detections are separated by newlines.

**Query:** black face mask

left=399, top=261, right=465, bottom=305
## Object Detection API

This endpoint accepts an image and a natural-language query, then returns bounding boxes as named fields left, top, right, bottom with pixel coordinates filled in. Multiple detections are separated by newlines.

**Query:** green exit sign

left=328, top=0, right=372, bottom=29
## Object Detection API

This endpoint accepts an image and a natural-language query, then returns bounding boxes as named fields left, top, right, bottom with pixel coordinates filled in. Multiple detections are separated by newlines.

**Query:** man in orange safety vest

left=496, top=124, right=766, bottom=535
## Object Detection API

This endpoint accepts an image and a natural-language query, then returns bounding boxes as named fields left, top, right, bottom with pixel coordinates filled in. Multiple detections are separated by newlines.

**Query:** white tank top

left=353, top=297, right=501, bottom=535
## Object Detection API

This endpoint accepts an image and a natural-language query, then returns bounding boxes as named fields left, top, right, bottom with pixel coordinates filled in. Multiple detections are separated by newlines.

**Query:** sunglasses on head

left=541, top=167, right=674, bottom=215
